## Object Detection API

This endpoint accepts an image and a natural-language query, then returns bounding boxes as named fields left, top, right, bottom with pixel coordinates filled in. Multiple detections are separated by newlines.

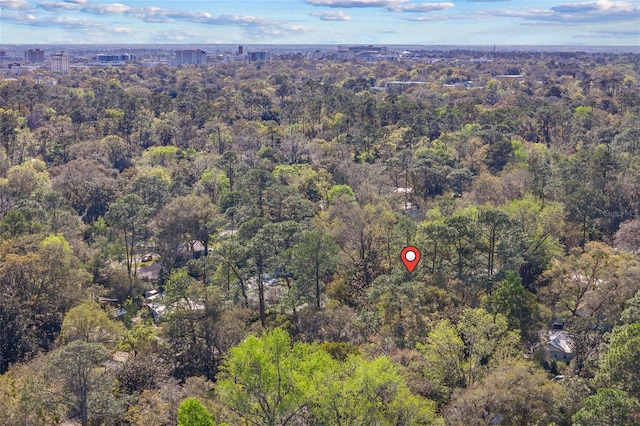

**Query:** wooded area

left=0, top=50, right=639, bottom=425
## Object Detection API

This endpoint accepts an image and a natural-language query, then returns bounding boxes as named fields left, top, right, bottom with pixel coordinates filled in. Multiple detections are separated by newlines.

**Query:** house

left=548, top=330, right=574, bottom=363
left=146, top=290, right=205, bottom=320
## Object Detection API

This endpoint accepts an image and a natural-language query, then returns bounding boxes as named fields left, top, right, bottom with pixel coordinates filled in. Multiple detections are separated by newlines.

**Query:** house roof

left=548, top=330, right=573, bottom=354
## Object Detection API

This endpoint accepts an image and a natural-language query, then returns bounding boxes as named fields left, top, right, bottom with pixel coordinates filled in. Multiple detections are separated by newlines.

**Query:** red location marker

left=401, top=246, right=421, bottom=273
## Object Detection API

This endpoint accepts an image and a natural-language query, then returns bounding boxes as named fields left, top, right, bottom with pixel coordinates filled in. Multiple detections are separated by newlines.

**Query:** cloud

left=2, top=10, right=135, bottom=33
left=135, top=7, right=217, bottom=23
left=246, top=25, right=308, bottom=38
left=310, top=10, right=352, bottom=20
left=151, top=30, right=198, bottom=44
left=0, top=0, right=31, bottom=9
left=587, top=30, right=640, bottom=38
left=24, top=0, right=311, bottom=39
left=402, top=13, right=468, bottom=21
left=551, top=4, right=600, bottom=13
left=550, top=0, right=634, bottom=13
left=390, top=2, right=454, bottom=12
left=306, top=0, right=407, bottom=7
left=109, top=26, right=134, bottom=33
left=33, top=1, right=307, bottom=33
left=4, top=12, right=95, bottom=28
left=37, top=1, right=134, bottom=15
left=135, top=7, right=290, bottom=29
left=306, top=0, right=454, bottom=13
left=495, top=1, right=640, bottom=25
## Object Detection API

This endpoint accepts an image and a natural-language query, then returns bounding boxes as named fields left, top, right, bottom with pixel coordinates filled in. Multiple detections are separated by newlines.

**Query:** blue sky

left=1, top=0, right=639, bottom=45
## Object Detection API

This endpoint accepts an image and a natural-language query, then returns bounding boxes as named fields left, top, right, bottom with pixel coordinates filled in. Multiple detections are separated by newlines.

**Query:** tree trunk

left=258, top=257, right=266, bottom=327
left=315, top=261, right=321, bottom=308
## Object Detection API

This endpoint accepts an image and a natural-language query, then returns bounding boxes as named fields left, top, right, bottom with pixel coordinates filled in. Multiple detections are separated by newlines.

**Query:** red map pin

left=401, top=246, right=421, bottom=273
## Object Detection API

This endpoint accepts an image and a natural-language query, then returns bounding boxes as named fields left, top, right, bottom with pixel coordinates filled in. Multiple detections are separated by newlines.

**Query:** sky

left=1, top=0, right=639, bottom=45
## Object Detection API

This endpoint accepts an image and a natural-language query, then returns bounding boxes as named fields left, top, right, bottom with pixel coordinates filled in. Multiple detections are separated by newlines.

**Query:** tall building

left=25, top=49, right=45, bottom=63
left=175, top=49, right=207, bottom=66
left=50, top=53, right=69, bottom=73
left=337, top=45, right=388, bottom=61
left=96, top=53, right=137, bottom=63
left=249, top=51, right=272, bottom=61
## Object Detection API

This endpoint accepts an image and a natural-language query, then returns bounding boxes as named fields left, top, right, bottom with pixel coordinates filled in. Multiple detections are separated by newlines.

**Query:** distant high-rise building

left=175, top=49, right=207, bottom=66
left=249, top=51, right=272, bottom=61
left=238, top=45, right=243, bottom=55
left=337, top=45, right=387, bottom=61
left=25, top=49, right=45, bottom=63
left=95, top=53, right=137, bottom=63
left=50, top=53, right=69, bottom=73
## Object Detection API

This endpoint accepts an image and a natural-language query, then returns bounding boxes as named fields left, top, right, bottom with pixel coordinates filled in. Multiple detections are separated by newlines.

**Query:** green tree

left=541, top=242, right=640, bottom=330
left=60, top=300, right=124, bottom=345
left=217, top=150, right=239, bottom=191
left=483, top=271, right=546, bottom=344
left=621, top=289, right=640, bottom=324
left=45, top=341, right=126, bottom=426
left=177, top=397, right=214, bottom=426
left=311, top=356, right=440, bottom=426
left=457, top=308, right=519, bottom=386
left=418, top=308, right=519, bottom=400
left=326, top=199, right=396, bottom=299
left=105, top=193, right=151, bottom=281
left=573, top=388, right=640, bottom=426
left=446, top=359, right=565, bottom=426
left=417, top=319, right=466, bottom=397
left=477, top=207, right=512, bottom=282
left=6, top=159, right=50, bottom=198
left=0, top=210, right=30, bottom=238
left=526, top=143, right=552, bottom=206
left=595, top=323, right=640, bottom=399
left=505, top=196, right=564, bottom=288
left=292, top=229, right=338, bottom=308
left=217, top=328, right=334, bottom=426
left=444, top=209, right=484, bottom=293
left=154, top=194, right=216, bottom=274
left=420, top=220, right=455, bottom=276
left=0, top=108, right=19, bottom=159
left=117, top=319, right=156, bottom=356
left=51, top=159, right=116, bottom=223
left=0, top=234, right=90, bottom=373
left=127, top=167, right=172, bottom=214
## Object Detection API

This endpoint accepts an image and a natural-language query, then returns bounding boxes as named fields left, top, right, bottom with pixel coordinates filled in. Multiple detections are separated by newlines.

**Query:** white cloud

left=306, top=0, right=408, bottom=8
left=26, top=0, right=311, bottom=38
left=390, top=2, right=454, bottom=12
left=495, top=1, right=640, bottom=24
left=4, top=12, right=96, bottom=28
left=402, top=13, right=468, bottom=21
left=310, top=10, right=352, bottom=20
left=551, top=0, right=636, bottom=13
left=109, top=26, right=134, bottom=33
left=37, top=1, right=133, bottom=15
left=0, top=0, right=31, bottom=9
left=306, top=0, right=454, bottom=12
left=580, top=30, right=640, bottom=38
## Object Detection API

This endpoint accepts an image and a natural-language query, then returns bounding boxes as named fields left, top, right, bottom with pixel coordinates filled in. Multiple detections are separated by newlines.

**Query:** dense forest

left=1, top=50, right=640, bottom=425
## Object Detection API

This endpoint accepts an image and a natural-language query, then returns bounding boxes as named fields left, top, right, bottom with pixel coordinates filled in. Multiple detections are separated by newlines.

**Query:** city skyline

left=0, top=0, right=639, bottom=46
